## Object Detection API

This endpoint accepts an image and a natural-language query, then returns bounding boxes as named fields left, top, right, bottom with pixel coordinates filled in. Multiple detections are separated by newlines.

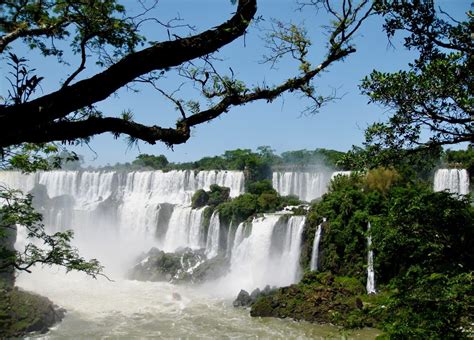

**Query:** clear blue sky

left=1, top=0, right=470, bottom=166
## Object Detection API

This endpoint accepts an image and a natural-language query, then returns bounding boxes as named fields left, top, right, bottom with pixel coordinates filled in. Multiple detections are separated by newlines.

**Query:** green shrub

left=191, top=189, right=209, bottom=208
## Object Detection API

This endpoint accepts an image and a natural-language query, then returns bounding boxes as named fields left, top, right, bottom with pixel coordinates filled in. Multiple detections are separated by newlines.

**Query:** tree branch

left=0, top=0, right=257, bottom=142
left=0, top=46, right=355, bottom=148
left=0, top=21, right=68, bottom=54
left=62, top=36, right=89, bottom=88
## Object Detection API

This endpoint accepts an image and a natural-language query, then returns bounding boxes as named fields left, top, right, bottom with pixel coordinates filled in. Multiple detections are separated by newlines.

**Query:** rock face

left=0, top=287, right=66, bottom=337
left=232, top=285, right=276, bottom=308
left=245, top=272, right=377, bottom=328
left=128, top=247, right=230, bottom=283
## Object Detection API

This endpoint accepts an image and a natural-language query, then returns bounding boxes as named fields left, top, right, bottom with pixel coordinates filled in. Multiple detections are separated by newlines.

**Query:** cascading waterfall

left=310, top=217, right=326, bottom=271
left=366, top=222, right=376, bottom=294
left=272, top=170, right=352, bottom=201
left=272, top=172, right=330, bottom=202
left=280, top=215, right=306, bottom=282
left=162, top=206, right=205, bottom=252
left=310, top=225, right=322, bottom=271
left=433, top=169, right=470, bottom=195
left=219, top=214, right=306, bottom=294
left=0, top=169, right=245, bottom=272
left=2, top=169, right=307, bottom=297
left=231, top=222, right=247, bottom=256
left=205, top=211, right=221, bottom=258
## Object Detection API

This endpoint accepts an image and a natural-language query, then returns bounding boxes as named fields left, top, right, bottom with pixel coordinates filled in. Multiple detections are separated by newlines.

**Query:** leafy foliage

left=443, top=146, right=474, bottom=178
left=302, top=169, right=474, bottom=337
left=0, top=188, right=103, bottom=278
left=131, top=154, right=169, bottom=170
left=361, top=2, right=473, bottom=151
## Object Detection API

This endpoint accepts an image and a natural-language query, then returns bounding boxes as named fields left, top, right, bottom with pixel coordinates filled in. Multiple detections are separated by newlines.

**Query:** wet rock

left=233, top=285, right=278, bottom=308
left=250, top=288, right=261, bottom=303
left=249, top=272, right=377, bottom=328
left=0, top=288, right=66, bottom=337
left=187, top=254, right=230, bottom=283
left=233, top=289, right=252, bottom=307
left=128, top=247, right=230, bottom=284
left=355, top=297, right=363, bottom=310
left=129, top=247, right=205, bottom=282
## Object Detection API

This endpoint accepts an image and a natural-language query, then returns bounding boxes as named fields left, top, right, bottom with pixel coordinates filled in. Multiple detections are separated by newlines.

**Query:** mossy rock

left=248, top=272, right=381, bottom=328
left=0, top=287, right=65, bottom=337
left=128, top=247, right=230, bottom=284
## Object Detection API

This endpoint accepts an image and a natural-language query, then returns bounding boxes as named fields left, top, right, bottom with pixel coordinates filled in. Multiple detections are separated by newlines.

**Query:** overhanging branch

left=0, top=0, right=257, bottom=138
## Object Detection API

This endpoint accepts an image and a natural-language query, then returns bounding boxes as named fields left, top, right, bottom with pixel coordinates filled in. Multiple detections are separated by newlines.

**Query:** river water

left=17, top=269, right=379, bottom=339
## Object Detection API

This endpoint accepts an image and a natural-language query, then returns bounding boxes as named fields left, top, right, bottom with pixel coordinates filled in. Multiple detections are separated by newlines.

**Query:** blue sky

left=1, top=0, right=470, bottom=166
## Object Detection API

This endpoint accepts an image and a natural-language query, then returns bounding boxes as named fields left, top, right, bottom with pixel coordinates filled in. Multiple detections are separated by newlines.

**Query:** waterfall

left=220, top=214, right=306, bottom=293
left=225, top=222, right=235, bottom=258
left=280, top=216, right=306, bottom=282
left=1, top=170, right=306, bottom=294
left=231, top=222, right=246, bottom=256
left=162, top=206, right=205, bottom=252
left=310, top=224, right=322, bottom=271
left=433, top=169, right=470, bottom=195
left=0, top=170, right=245, bottom=269
left=366, top=222, right=376, bottom=294
left=205, top=212, right=221, bottom=258
left=272, top=170, right=352, bottom=201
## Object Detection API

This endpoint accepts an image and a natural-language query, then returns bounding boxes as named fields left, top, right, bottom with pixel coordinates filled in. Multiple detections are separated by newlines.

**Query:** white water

left=217, top=214, right=305, bottom=294
left=281, top=215, right=306, bottom=282
left=162, top=206, right=205, bottom=252
left=205, top=211, right=221, bottom=258
left=433, top=169, right=470, bottom=195
left=272, top=170, right=352, bottom=201
left=366, top=222, right=376, bottom=294
left=310, top=224, right=323, bottom=271
left=14, top=270, right=377, bottom=339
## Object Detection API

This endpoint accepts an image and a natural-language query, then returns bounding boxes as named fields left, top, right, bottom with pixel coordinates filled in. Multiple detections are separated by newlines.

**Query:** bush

left=365, top=167, right=400, bottom=194
left=208, top=184, right=230, bottom=206
left=247, top=179, right=275, bottom=196
left=191, top=189, right=209, bottom=208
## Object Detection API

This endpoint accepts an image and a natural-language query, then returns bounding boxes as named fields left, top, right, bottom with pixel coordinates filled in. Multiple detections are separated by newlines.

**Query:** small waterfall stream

left=366, top=222, right=376, bottom=294
left=310, top=222, right=323, bottom=271
left=205, top=211, right=221, bottom=258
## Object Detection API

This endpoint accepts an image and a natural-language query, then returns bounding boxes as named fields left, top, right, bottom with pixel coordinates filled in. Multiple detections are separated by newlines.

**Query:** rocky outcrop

left=128, top=247, right=230, bottom=284
left=0, top=287, right=65, bottom=337
left=232, top=285, right=276, bottom=307
left=235, top=272, right=379, bottom=329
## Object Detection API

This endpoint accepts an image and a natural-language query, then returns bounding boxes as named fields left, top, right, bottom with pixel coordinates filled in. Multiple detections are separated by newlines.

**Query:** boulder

left=128, top=247, right=230, bottom=284
left=233, top=289, right=252, bottom=307
left=0, top=287, right=66, bottom=337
